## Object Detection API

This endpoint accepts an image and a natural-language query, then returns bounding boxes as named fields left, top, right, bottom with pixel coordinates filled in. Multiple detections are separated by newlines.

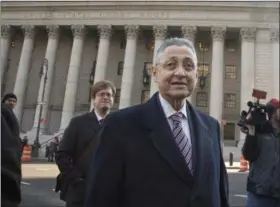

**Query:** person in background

left=2, top=93, right=20, bottom=140
left=242, top=98, right=280, bottom=207
left=1, top=94, right=22, bottom=206
left=85, top=38, right=229, bottom=207
left=48, top=136, right=59, bottom=162
left=56, top=80, right=116, bottom=207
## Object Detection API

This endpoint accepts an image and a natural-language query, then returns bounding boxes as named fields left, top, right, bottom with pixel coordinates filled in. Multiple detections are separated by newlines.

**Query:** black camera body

left=237, top=89, right=275, bottom=133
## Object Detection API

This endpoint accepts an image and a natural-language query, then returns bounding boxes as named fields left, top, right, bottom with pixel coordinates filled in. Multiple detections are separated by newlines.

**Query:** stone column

left=1, top=25, right=12, bottom=84
left=149, top=25, right=167, bottom=97
left=270, top=27, right=279, bottom=99
left=13, top=25, right=35, bottom=122
left=119, top=25, right=139, bottom=109
left=239, top=27, right=256, bottom=146
left=94, top=25, right=113, bottom=83
left=60, top=25, right=86, bottom=131
left=32, top=25, right=60, bottom=133
left=181, top=26, right=197, bottom=103
left=209, top=27, right=226, bottom=122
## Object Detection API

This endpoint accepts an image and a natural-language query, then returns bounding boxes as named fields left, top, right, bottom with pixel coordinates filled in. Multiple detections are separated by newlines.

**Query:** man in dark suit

left=55, top=80, right=116, bottom=207
left=85, top=38, right=229, bottom=207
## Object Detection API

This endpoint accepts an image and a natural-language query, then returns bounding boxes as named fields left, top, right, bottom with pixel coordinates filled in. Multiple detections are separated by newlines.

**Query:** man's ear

left=150, top=66, right=158, bottom=81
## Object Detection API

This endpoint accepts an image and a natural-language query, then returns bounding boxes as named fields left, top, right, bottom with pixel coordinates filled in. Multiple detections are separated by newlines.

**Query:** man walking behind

left=56, top=80, right=116, bottom=207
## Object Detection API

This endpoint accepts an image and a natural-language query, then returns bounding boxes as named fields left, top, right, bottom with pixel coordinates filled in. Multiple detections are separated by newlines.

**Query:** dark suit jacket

left=55, top=110, right=102, bottom=206
left=85, top=93, right=229, bottom=207
left=1, top=114, right=22, bottom=207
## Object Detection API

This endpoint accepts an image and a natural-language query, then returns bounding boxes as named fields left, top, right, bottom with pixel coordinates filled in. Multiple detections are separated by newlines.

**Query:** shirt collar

left=158, top=93, right=187, bottom=119
left=94, top=110, right=103, bottom=121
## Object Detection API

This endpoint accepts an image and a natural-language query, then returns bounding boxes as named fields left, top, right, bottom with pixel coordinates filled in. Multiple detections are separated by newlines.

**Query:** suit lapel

left=186, top=103, right=214, bottom=196
left=87, top=110, right=101, bottom=133
left=143, top=93, right=193, bottom=186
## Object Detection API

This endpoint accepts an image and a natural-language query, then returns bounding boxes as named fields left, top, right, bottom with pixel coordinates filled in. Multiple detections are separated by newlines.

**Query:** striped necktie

left=169, top=112, right=193, bottom=174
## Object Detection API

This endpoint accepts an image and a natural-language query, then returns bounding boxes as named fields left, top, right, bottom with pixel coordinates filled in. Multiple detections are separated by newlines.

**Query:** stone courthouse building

left=0, top=1, right=279, bottom=146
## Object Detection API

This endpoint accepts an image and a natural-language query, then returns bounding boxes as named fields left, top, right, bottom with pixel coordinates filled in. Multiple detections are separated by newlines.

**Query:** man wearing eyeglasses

left=55, top=80, right=116, bottom=207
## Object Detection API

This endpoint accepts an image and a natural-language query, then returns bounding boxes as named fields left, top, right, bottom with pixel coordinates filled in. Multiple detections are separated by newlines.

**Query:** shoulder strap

left=76, top=134, right=99, bottom=166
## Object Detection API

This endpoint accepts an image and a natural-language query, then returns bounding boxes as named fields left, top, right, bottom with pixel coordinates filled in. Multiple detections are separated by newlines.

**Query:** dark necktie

left=99, top=119, right=104, bottom=126
left=169, top=112, right=193, bottom=174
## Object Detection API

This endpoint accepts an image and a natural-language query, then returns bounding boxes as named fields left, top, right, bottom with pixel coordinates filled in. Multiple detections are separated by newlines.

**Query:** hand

left=245, top=125, right=256, bottom=136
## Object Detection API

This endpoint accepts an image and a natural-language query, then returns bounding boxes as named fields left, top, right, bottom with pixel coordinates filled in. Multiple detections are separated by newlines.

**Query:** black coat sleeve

left=55, top=117, right=82, bottom=182
left=84, top=114, right=123, bottom=207
left=242, top=135, right=259, bottom=162
left=1, top=115, right=22, bottom=206
left=216, top=121, right=230, bottom=207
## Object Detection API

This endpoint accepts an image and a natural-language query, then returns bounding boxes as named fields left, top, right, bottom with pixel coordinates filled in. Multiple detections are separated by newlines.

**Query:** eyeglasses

left=96, top=92, right=113, bottom=98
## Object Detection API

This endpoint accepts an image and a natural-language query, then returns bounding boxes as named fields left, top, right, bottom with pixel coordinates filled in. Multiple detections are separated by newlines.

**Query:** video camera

left=237, top=89, right=276, bottom=133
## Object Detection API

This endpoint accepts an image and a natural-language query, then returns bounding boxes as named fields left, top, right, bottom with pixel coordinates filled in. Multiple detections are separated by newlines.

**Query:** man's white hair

left=154, top=37, right=197, bottom=66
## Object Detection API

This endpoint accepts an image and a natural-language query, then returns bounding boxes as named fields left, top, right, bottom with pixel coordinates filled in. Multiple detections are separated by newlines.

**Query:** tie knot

left=99, top=119, right=104, bottom=126
left=169, top=112, right=183, bottom=124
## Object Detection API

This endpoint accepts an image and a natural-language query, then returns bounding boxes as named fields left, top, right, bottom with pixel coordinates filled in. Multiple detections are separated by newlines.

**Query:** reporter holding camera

left=241, top=99, right=280, bottom=207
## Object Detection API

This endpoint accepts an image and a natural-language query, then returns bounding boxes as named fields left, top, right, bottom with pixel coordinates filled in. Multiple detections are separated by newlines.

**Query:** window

left=141, top=90, right=150, bottom=103
left=224, top=93, right=236, bottom=108
left=114, top=89, right=121, bottom=104
left=120, top=37, right=126, bottom=49
left=146, top=38, right=155, bottom=51
left=88, top=61, right=96, bottom=102
left=196, top=92, right=208, bottom=107
left=143, top=62, right=152, bottom=86
left=198, top=64, right=209, bottom=77
left=226, top=39, right=236, bottom=52
left=225, top=65, right=237, bottom=79
left=224, top=123, right=235, bottom=140
left=197, top=41, right=209, bottom=52
left=117, top=61, right=124, bottom=75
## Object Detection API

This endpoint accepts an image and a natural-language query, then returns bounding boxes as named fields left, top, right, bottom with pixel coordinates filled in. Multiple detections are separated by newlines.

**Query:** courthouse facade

left=0, top=1, right=279, bottom=145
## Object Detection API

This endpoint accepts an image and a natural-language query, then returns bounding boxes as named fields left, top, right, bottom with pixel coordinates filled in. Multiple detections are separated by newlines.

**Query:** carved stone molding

left=181, top=26, right=197, bottom=42
left=1, top=25, right=11, bottom=39
left=46, top=25, right=60, bottom=39
left=240, top=27, right=256, bottom=42
left=270, top=27, right=279, bottom=43
left=71, top=25, right=86, bottom=38
left=97, top=25, right=113, bottom=39
left=211, top=26, right=226, bottom=41
left=153, top=25, right=167, bottom=40
left=21, top=25, right=35, bottom=38
left=125, top=25, right=139, bottom=39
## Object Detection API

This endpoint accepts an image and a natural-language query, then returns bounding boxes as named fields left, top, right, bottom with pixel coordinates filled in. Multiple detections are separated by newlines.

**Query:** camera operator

left=241, top=98, right=280, bottom=207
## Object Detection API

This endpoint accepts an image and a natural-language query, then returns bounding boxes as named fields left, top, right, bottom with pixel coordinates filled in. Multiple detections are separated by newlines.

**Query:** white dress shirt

left=158, top=94, right=192, bottom=148
left=94, top=110, right=103, bottom=122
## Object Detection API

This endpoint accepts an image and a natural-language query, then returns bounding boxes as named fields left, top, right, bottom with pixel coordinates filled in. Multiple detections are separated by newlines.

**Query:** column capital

left=21, top=25, right=35, bottom=38
left=181, top=26, right=197, bottom=42
left=270, top=27, right=279, bottom=43
left=97, top=25, right=113, bottom=39
left=125, top=25, right=139, bottom=39
left=240, top=27, right=256, bottom=42
left=211, top=26, right=226, bottom=41
left=46, top=25, right=60, bottom=39
left=153, top=25, right=167, bottom=40
left=1, top=25, right=12, bottom=39
left=71, top=25, right=86, bottom=39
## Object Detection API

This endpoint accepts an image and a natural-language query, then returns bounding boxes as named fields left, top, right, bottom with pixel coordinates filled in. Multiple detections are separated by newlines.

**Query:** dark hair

left=91, top=80, right=116, bottom=98
left=2, top=93, right=17, bottom=103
